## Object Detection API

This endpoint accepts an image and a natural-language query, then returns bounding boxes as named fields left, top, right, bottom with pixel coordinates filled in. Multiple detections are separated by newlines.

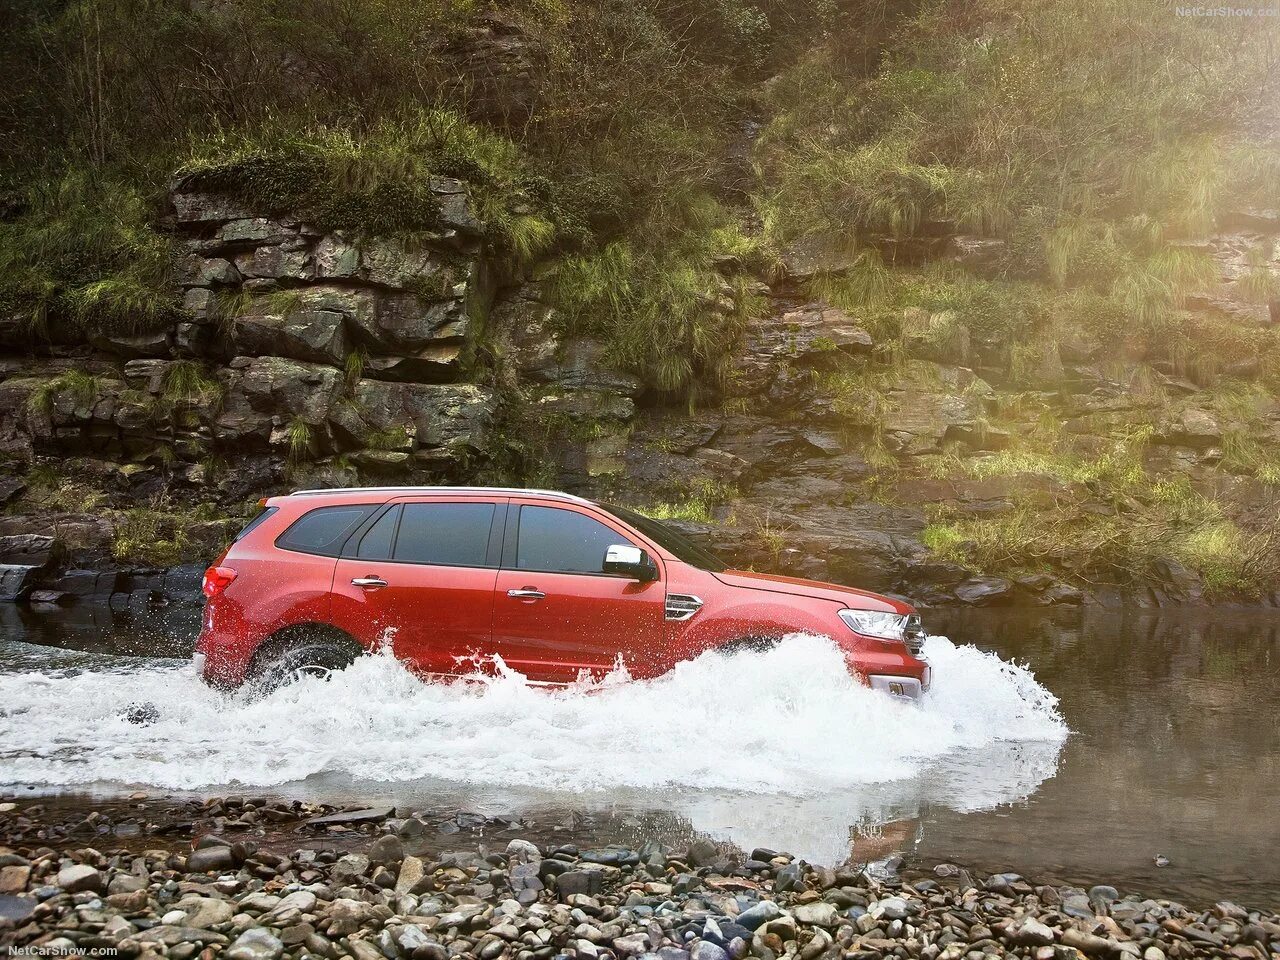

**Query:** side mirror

left=603, top=544, right=658, bottom=581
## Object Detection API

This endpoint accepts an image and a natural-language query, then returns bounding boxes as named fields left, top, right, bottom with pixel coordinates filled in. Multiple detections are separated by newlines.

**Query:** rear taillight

left=202, top=565, right=237, bottom=598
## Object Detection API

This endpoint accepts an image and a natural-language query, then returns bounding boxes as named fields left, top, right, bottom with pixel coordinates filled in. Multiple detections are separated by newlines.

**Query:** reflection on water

left=1, top=602, right=1278, bottom=905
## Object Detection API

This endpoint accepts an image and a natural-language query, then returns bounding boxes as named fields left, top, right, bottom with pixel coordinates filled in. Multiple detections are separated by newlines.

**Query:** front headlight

left=838, top=609, right=908, bottom=641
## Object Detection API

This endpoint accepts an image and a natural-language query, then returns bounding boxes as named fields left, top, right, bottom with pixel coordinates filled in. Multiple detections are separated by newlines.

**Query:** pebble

left=0, top=801, right=1273, bottom=960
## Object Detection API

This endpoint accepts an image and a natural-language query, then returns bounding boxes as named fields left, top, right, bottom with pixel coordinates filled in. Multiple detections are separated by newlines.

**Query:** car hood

left=711, top=569, right=913, bottom=614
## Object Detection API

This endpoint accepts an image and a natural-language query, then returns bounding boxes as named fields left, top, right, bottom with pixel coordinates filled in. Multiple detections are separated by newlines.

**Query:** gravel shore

left=1, top=798, right=1276, bottom=960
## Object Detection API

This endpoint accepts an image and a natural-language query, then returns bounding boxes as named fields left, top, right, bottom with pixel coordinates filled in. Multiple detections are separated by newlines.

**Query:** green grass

left=160, top=360, right=223, bottom=409
left=549, top=199, right=762, bottom=395
left=637, top=479, right=733, bottom=524
left=25, top=370, right=107, bottom=416
left=0, top=172, right=177, bottom=338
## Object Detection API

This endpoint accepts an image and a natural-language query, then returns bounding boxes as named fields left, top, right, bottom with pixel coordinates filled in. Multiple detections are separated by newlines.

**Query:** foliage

left=25, top=370, right=107, bottom=415
left=160, top=360, right=223, bottom=410
left=0, top=172, right=177, bottom=338
left=550, top=199, right=761, bottom=394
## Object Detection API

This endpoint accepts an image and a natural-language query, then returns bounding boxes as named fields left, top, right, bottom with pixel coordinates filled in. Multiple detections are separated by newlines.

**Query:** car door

left=491, top=501, right=667, bottom=683
left=330, top=497, right=505, bottom=677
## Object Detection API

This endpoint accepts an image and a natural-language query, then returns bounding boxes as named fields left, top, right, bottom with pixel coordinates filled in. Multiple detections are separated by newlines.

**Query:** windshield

left=602, top=504, right=728, bottom=572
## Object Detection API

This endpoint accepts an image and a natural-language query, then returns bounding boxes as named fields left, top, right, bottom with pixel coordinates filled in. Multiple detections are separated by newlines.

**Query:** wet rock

left=774, top=863, right=806, bottom=894
left=555, top=870, right=603, bottom=899
left=305, top=806, right=394, bottom=827
left=0, top=533, right=61, bottom=568
left=954, top=577, right=1013, bottom=605
left=186, top=846, right=237, bottom=873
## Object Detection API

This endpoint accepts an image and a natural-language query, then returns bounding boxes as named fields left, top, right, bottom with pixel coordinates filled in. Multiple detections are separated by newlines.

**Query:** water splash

left=0, top=634, right=1065, bottom=794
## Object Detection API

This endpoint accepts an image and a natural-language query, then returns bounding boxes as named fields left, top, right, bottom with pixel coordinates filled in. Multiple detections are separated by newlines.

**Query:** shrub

left=0, top=172, right=177, bottom=338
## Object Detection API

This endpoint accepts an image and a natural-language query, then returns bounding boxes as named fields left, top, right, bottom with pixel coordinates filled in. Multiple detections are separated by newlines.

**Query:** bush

left=0, top=172, right=177, bottom=338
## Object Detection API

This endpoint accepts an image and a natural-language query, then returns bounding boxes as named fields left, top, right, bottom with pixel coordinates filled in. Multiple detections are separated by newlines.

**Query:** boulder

left=0, top=534, right=62, bottom=568
left=524, top=338, right=642, bottom=395
left=233, top=308, right=349, bottom=366
left=330, top=381, right=493, bottom=454
left=235, top=244, right=313, bottom=281
left=171, top=189, right=255, bottom=224
left=954, top=577, right=1013, bottom=605
left=736, top=303, right=874, bottom=398
left=348, top=291, right=471, bottom=353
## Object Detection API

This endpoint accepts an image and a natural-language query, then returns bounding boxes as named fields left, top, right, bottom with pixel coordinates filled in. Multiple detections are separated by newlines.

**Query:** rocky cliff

left=1, top=173, right=1277, bottom=610
left=1, top=0, right=1277, bottom=613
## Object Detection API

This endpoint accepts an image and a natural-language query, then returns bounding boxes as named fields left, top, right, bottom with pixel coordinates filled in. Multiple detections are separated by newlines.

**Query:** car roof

left=287, top=485, right=595, bottom=506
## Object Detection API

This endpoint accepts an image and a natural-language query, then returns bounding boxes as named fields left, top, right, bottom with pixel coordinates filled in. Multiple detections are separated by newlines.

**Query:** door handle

left=507, top=588, right=545, bottom=600
left=352, top=576, right=388, bottom=589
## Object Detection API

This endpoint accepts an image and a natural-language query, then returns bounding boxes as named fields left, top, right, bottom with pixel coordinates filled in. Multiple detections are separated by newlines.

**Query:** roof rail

left=287, top=485, right=593, bottom=504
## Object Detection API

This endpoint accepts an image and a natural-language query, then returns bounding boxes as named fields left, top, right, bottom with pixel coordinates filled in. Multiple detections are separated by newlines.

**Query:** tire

left=248, top=630, right=362, bottom=694
left=716, top=635, right=780, bottom=656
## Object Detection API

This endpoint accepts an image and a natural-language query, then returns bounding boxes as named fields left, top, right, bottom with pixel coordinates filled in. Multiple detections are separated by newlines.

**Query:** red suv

left=196, top=487, right=931, bottom=698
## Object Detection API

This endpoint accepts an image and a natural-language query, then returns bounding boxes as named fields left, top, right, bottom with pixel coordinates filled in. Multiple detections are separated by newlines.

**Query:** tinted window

left=233, top=505, right=278, bottom=543
left=515, top=505, right=633, bottom=574
left=277, top=505, right=375, bottom=556
left=603, top=504, right=727, bottom=572
left=394, top=503, right=494, bottom=567
left=355, top=505, right=400, bottom=559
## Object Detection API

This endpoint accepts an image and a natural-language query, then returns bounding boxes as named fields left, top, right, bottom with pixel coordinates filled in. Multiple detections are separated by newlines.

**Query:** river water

left=0, top=603, right=1276, bottom=907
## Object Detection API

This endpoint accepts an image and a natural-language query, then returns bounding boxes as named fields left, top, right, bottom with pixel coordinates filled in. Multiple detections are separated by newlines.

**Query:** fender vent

left=665, top=594, right=704, bottom=622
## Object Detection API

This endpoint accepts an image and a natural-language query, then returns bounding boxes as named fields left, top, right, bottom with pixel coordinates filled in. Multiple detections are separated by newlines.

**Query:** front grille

left=665, top=594, right=704, bottom=622
left=904, top=614, right=927, bottom=655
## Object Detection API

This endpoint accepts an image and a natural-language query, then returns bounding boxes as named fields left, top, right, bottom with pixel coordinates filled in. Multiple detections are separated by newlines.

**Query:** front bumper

left=868, top=673, right=925, bottom=701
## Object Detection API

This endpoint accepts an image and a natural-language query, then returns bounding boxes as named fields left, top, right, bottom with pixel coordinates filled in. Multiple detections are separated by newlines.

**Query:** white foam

left=0, top=634, right=1065, bottom=795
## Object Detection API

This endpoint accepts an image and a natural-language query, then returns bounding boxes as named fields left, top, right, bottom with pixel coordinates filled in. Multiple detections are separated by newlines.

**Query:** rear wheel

left=248, top=629, right=363, bottom=694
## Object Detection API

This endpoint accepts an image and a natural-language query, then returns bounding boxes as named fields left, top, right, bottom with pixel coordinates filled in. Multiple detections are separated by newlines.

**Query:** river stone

left=506, top=838, right=542, bottom=864
left=56, top=864, right=103, bottom=893
left=0, top=895, right=36, bottom=923
left=137, top=925, right=230, bottom=946
left=736, top=901, right=783, bottom=930
left=179, top=896, right=233, bottom=928
left=556, top=870, right=603, bottom=899
left=1012, top=917, right=1056, bottom=946
left=774, top=863, right=806, bottom=893
left=187, top=846, right=236, bottom=873
left=793, top=902, right=839, bottom=927
left=262, top=890, right=316, bottom=924
left=307, top=807, right=393, bottom=827
left=226, top=927, right=284, bottom=960
left=396, top=855, right=426, bottom=894
left=871, top=896, right=910, bottom=921
left=690, top=942, right=729, bottom=960
left=0, top=865, right=30, bottom=894
left=368, top=833, right=405, bottom=865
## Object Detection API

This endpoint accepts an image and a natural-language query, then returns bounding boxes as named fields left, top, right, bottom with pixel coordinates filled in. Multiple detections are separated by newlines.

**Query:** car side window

left=514, top=505, right=634, bottom=575
left=355, top=505, right=400, bottom=559
left=393, top=502, right=494, bottom=567
left=276, top=505, right=376, bottom=556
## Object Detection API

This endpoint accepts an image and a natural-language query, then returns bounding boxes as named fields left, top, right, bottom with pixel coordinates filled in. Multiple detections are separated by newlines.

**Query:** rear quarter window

left=233, top=505, right=278, bottom=543
left=276, top=504, right=377, bottom=557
